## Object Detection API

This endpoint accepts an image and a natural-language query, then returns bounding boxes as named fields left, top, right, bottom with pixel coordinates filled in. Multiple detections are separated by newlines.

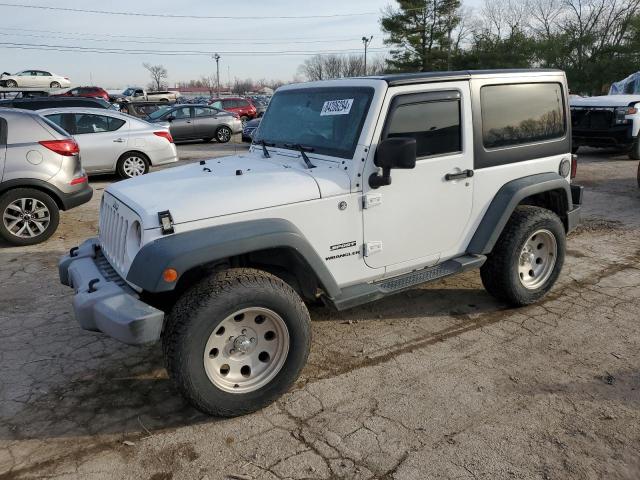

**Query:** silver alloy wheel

left=2, top=198, right=50, bottom=239
left=203, top=307, right=290, bottom=393
left=122, top=156, right=147, bottom=177
left=518, top=229, right=557, bottom=289
left=217, top=127, right=231, bottom=142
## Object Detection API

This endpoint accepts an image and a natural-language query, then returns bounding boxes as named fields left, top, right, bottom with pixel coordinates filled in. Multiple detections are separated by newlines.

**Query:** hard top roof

left=367, top=69, right=564, bottom=86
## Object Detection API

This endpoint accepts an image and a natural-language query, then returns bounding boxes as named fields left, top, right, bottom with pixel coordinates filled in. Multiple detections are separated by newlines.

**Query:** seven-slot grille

left=99, top=192, right=137, bottom=276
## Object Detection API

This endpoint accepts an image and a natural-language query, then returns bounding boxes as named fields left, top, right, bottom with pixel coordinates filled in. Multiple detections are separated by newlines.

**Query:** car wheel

left=216, top=126, right=232, bottom=143
left=50, top=81, right=61, bottom=88
left=480, top=206, right=565, bottom=307
left=0, top=188, right=60, bottom=246
left=163, top=268, right=311, bottom=417
left=116, top=152, right=150, bottom=179
left=5, top=80, right=17, bottom=88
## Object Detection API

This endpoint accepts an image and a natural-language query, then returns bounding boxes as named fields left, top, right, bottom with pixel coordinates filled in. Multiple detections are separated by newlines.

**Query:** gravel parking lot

left=0, top=143, right=638, bottom=480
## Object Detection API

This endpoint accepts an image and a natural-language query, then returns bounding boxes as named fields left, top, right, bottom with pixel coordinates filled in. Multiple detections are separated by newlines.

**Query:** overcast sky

left=0, top=0, right=481, bottom=89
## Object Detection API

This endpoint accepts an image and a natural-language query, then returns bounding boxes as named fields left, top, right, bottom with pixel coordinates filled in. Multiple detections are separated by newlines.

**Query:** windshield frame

left=253, top=86, right=374, bottom=160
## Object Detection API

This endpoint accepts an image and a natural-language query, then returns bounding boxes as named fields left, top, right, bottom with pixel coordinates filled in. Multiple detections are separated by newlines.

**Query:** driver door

left=362, top=82, right=474, bottom=272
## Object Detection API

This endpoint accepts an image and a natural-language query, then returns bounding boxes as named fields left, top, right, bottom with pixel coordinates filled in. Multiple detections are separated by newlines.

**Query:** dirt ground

left=0, top=143, right=638, bottom=480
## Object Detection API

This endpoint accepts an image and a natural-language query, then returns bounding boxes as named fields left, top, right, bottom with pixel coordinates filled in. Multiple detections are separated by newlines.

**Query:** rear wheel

left=0, top=188, right=60, bottom=246
left=163, top=268, right=311, bottom=417
left=629, top=138, right=640, bottom=160
left=216, top=126, right=232, bottom=143
left=116, top=152, right=150, bottom=179
left=480, top=206, right=565, bottom=306
left=50, top=81, right=61, bottom=88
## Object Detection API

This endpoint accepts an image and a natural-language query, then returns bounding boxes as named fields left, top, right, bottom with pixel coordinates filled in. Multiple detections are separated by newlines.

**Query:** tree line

left=379, top=0, right=640, bottom=95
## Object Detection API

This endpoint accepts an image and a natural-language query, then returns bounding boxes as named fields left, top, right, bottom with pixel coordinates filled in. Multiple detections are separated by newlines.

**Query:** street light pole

left=213, top=53, right=221, bottom=96
left=362, top=36, right=373, bottom=75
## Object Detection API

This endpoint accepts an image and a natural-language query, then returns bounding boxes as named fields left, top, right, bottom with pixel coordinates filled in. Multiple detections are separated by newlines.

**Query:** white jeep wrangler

left=60, top=69, right=583, bottom=417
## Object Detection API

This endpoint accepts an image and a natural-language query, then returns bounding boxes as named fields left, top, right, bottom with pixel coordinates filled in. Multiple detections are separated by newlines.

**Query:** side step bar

left=329, top=255, right=486, bottom=311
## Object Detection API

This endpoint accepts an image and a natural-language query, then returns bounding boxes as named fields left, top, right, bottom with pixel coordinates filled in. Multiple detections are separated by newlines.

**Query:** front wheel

left=629, top=139, right=640, bottom=160
left=216, top=126, right=232, bottom=143
left=480, top=206, right=566, bottom=306
left=5, top=79, right=17, bottom=88
left=0, top=188, right=60, bottom=246
left=163, top=268, right=311, bottom=417
left=116, top=152, right=150, bottom=179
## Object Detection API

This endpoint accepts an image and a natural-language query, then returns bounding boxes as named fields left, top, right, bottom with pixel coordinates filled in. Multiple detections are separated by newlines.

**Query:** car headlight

left=615, top=106, right=637, bottom=124
left=126, top=220, right=142, bottom=261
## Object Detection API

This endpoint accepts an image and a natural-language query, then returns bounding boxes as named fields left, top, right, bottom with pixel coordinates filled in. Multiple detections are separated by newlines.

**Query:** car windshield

left=148, top=106, right=173, bottom=120
left=253, top=87, right=374, bottom=159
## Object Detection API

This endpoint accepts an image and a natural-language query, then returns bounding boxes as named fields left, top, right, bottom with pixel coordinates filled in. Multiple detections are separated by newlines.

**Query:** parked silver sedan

left=146, top=104, right=242, bottom=143
left=38, top=107, right=178, bottom=178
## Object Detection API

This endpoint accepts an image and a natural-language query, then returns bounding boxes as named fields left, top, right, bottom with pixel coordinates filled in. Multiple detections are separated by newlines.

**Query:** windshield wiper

left=256, top=139, right=274, bottom=158
left=284, top=143, right=316, bottom=169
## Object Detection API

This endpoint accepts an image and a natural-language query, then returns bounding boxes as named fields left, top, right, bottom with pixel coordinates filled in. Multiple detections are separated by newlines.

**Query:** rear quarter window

left=481, top=83, right=565, bottom=149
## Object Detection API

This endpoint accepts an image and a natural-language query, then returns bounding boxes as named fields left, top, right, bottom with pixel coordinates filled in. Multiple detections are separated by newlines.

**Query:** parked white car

left=37, top=108, right=178, bottom=178
left=0, top=70, right=71, bottom=89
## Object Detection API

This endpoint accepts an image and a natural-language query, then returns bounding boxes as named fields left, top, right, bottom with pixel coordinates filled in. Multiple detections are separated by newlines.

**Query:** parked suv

left=54, top=86, right=110, bottom=102
left=0, top=108, right=92, bottom=245
left=209, top=97, right=257, bottom=122
left=60, top=70, right=582, bottom=417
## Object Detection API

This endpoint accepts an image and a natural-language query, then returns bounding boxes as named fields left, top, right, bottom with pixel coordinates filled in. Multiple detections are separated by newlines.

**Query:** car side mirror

left=166, top=115, right=175, bottom=122
left=369, top=137, right=417, bottom=188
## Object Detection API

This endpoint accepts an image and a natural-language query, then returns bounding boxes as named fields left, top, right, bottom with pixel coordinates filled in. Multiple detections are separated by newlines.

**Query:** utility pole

left=362, top=36, right=373, bottom=76
left=213, top=53, right=221, bottom=96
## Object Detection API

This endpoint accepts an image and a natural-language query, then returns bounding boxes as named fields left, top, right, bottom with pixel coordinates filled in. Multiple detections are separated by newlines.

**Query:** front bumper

left=572, top=125, right=633, bottom=148
left=59, top=238, right=164, bottom=345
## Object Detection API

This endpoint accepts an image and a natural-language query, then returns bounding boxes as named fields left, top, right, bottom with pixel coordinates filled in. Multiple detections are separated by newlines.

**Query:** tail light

left=154, top=131, right=174, bottom=143
left=39, top=139, right=79, bottom=156
left=571, top=154, right=578, bottom=179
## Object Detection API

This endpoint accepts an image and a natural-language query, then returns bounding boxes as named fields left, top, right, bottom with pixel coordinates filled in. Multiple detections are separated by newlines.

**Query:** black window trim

left=381, top=89, right=464, bottom=161
left=479, top=81, right=568, bottom=152
left=0, top=117, right=7, bottom=145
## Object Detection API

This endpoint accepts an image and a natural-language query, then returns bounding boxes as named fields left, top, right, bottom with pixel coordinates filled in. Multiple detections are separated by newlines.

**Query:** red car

left=55, top=86, right=110, bottom=102
left=209, top=97, right=257, bottom=121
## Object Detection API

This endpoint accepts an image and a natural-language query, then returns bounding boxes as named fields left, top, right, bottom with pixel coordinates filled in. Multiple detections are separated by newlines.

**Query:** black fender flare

left=467, top=173, right=572, bottom=255
left=126, top=218, right=341, bottom=297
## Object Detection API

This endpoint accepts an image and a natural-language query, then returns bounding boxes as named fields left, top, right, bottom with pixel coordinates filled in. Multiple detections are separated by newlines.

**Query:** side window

left=73, top=114, right=124, bottom=134
left=385, top=97, right=462, bottom=158
left=222, top=100, right=234, bottom=109
left=481, top=83, right=565, bottom=149
left=194, top=107, right=213, bottom=117
left=172, top=107, right=191, bottom=119
left=211, top=101, right=222, bottom=109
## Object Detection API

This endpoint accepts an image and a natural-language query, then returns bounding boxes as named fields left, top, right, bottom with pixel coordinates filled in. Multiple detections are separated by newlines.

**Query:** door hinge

left=363, top=193, right=382, bottom=209
left=364, top=241, right=383, bottom=257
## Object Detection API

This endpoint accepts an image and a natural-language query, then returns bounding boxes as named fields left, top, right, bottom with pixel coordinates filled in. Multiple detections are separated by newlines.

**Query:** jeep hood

left=106, top=152, right=350, bottom=228
left=570, top=95, right=640, bottom=108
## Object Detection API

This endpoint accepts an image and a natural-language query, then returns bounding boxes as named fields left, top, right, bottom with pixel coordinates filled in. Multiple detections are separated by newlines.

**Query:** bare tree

left=143, top=63, right=168, bottom=91
left=299, top=55, right=325, bottom=81
left=342, top=55, right=365, bottom=77
left=199, top=75, right=217, bottom=96
left=233, top=77, right=254, bottom=95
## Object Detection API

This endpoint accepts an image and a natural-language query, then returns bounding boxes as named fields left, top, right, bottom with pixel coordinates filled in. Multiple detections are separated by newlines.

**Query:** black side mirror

left=166, top=115, right=175, bottom=122
left=369, top=137, right=417, bottom=188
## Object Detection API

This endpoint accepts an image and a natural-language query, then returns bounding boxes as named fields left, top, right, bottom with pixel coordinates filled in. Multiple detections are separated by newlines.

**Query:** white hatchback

left=38, top=108, right=178, bottom=178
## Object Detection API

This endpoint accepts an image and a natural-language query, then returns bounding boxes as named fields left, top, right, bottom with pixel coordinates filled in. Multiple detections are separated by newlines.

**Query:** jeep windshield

left=253, top=87, right=374, bottom=159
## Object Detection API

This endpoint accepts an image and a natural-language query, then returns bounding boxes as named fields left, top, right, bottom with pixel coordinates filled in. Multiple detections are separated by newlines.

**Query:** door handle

left=113, top=138, right=125, bottom=143
left=445, top=169, right=474, bottom=181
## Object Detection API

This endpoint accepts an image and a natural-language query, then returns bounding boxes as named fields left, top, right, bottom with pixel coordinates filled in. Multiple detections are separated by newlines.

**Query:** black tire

left=116, top=152, right=150, bottom=179
left=215, top=126, right=232, bottom=143
left=163, top=268, right=311, bottom=417
left=480, top=206, right=566, bottom=307
left=50, top=81, right=61, bottom=88
left=629, top=139, right=640, bottom=160
left=5, top=80, right=17, bottom=88
left=0, top=188, right=60, bottom=246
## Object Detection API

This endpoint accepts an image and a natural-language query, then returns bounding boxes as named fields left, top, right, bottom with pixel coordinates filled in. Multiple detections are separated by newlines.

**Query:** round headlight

left=559, top=158, right=571, bottom=177
left=126, top=220, right=142, bottom=260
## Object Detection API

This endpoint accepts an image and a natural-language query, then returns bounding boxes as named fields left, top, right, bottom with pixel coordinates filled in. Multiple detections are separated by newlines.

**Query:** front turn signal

left=163, top=268, right=178, bottom=283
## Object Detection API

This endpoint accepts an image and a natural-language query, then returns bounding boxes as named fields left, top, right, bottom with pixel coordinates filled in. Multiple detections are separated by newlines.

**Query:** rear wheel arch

left=0, top=180, right=65, bottom=210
